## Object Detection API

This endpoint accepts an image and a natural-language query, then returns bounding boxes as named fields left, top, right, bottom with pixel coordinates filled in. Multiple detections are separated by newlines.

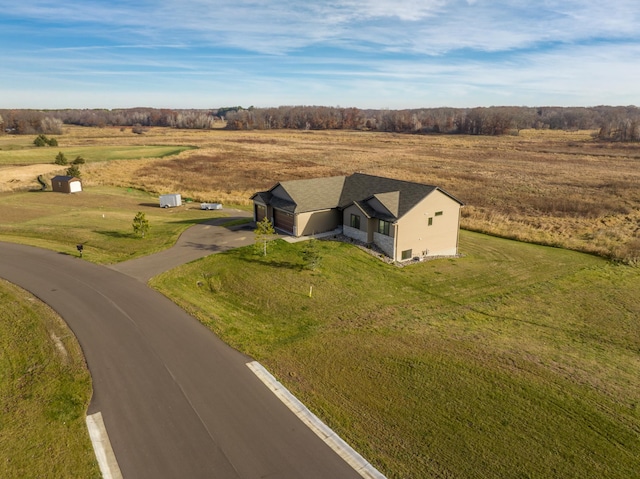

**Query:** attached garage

left=255, top=204, right=267, bottom=222
left=273, top=209, right=294, bottom=234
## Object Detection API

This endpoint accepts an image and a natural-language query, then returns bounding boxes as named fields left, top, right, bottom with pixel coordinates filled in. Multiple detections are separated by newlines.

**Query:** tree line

left=1, top=105, right=639, bottom=140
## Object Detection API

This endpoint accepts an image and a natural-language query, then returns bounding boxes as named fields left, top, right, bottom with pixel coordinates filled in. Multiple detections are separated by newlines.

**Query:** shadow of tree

left=95, top=230, right=136, bottom=239
left=167, top=216, right=255, bottom=230
left=234, top=253, right=304, bottom=271
left=181, top=242, right=225, bottom=252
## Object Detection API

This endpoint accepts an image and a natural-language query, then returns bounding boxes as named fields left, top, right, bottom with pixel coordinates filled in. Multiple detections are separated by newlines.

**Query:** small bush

left=54, top=151, right=68, bottom=165
left=72, top=156, right=85, bottom=165
left=34, top=134, right=58, bottom=147
left=66, top=164, right=81, bottom=178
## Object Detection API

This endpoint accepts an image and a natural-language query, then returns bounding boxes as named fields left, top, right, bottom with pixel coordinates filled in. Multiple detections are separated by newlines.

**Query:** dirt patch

left=0, top=164, right=65, bottom=192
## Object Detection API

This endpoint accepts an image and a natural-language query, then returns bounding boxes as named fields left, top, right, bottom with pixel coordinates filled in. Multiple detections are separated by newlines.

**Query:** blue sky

left=1, top=0, right=639, bottom=109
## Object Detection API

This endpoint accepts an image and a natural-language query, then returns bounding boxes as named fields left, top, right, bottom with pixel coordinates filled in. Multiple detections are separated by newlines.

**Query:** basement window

left=401, top=249, right=412, bottom=260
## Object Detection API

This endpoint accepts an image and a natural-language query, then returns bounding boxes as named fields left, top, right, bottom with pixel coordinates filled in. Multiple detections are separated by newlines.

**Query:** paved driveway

left=109, top=209, right=256, bottom=282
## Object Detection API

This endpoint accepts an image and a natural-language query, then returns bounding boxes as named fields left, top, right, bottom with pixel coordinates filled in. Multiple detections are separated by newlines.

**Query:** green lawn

left=0, top=279, right=100, bottom=478
left=150, top=232, right=640, bottom=479
left=0, top=186, right=232, bottom=263
left=0, top=145, right=193, bottom=165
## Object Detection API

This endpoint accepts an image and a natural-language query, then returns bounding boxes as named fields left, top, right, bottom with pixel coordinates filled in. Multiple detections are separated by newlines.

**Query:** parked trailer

left=200, top=203, right=223, bottom=210
left=159, top=194, right=182, bottom=208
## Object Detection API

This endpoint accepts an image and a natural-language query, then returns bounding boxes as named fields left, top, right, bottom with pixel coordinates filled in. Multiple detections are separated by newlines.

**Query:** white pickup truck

left=200, top=203, right=223, bottom=210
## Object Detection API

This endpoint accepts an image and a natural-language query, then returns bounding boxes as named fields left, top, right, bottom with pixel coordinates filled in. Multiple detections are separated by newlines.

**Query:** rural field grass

left=0, top=279, right=100, bottom=478
left=11, top=125, right=631, bottom=264
left=151, top=233, right=640, bottom=478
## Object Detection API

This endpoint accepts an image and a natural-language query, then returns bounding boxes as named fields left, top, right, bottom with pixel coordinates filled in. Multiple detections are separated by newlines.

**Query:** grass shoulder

left=150, top=232, right=640, bottom=478
left=0, top=279, right=99, bottom=478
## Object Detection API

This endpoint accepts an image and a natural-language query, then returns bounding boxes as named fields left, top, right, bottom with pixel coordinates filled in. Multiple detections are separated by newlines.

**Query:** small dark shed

left=51, top=175, right=82, bottom=193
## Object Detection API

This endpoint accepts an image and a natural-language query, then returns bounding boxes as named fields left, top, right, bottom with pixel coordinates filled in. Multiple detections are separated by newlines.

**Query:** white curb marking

left=86, top=412, right=123, bottom=479
left=247, top=361, right=386, bottom=479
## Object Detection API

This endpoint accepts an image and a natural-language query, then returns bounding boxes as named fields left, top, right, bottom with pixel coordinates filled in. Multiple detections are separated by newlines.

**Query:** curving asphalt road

left=0, top=216, right=365, bottom=478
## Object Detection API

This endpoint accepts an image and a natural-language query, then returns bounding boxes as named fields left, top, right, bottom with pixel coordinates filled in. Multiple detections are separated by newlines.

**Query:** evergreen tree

left=54, top=151, right=68, bottom=165
left=302, top=238, right=321, bottom=270
left=132, top=212, right=150, bottom=238
left=66, top=164, right=81, bottom=178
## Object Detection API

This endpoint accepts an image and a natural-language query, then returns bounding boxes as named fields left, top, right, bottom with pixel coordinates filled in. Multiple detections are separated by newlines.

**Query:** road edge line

left=247, top=361, right=386, bottom=479
left=86, top=411, right=123, bottom=479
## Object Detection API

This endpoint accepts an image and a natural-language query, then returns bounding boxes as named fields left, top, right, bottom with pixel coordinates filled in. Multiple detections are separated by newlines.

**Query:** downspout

left=393, top=222, right=399, bottom=262
left=456, top=206, right=462, bottom=254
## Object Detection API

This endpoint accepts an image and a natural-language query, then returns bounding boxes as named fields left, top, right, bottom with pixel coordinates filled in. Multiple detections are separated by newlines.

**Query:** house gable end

left=369, top=191, right=400, bottom=218
left=340, top=173, right=438, bottom=218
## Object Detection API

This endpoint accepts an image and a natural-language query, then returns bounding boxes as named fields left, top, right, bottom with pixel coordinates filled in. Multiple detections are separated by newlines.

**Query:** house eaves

left=269, top=195, right=297, bottom=213
left=251, top=191, right=272, bottom=205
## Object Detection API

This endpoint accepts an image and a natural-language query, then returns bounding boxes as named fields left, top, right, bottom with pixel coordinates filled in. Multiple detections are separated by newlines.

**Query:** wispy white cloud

left=0, top=0, right=639, bottom=107
left=3, top=0, right=639, bottom=53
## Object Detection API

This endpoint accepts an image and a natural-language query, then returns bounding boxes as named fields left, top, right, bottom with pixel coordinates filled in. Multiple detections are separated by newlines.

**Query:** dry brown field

left=2, top=125, right=639, bottom=263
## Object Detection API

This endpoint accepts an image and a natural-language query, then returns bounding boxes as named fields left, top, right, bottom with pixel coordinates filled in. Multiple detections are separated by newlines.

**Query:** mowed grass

left=150, top=233, right=640, bottom=478
left=0, top=145, right=193, bottom=165
left=0, top=279, right=100, bottom=478
left=0, top=186, right=234, bottom=263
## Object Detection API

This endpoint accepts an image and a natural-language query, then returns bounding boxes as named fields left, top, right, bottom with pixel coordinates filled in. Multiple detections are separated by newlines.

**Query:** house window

left=435, top=211, right=443, bottom=216
left=378, top=220, right=390, bottom=235
left=428, top=217, right=433, bottom=226
left=401, top=249, right=412, bottom=260
left=350, top=214, right=361, bottom=229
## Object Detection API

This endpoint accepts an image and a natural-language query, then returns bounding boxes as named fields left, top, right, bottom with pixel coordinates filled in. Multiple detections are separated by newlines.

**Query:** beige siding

left=395, top=190, right=461, bottom=261
left=296, top=209, right=340, bottom=236
left=342, top=205, right=370, bottom=242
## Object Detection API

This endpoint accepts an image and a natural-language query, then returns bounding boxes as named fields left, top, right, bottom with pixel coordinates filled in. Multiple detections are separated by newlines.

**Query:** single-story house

left=251, top=173, right=464, bottom=262
left=51, top=175, right=82, bottom=193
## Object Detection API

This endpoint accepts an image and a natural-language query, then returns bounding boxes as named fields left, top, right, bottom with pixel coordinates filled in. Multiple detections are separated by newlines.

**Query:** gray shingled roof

left=276, top=176, right=346, bottom=213
left=251, top=191, right=272, bottom=204
left=339, top=173, right=440, bottom=218
left=254, top=173, right=463, bottom=219
left=51, top=175, right=78, bottom=182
